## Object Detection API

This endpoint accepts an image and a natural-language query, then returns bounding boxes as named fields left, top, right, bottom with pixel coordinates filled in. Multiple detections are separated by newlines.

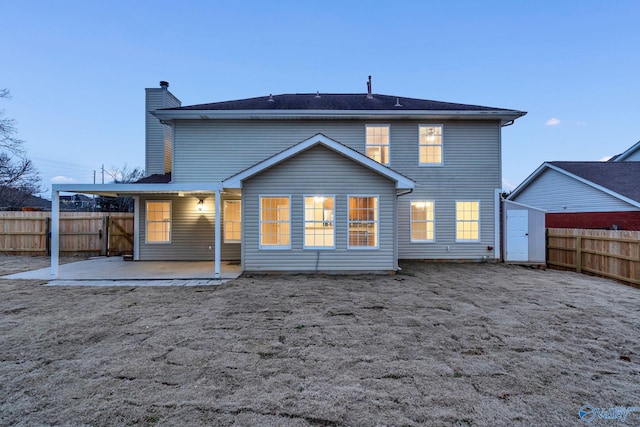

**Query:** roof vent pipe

left=366, top=75, right=373, bottom=99
left=159, top=81, right=169, bottom=89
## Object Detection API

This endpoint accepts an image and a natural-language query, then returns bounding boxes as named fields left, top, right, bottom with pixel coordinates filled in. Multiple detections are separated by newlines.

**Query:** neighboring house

left=51, top=80, right=526, bottom=277
left=508, top=156, right=640, bottom=230
left=60, top=194, right=96, bottom=211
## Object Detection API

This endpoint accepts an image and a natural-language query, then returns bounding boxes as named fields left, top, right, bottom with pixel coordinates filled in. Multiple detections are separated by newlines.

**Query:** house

left=50, top=79, right=526, bottom=277
left=507, top=147, right=640, bottom=230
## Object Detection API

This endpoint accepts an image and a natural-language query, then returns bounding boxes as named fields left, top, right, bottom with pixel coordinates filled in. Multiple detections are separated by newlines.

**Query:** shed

left=502, top=199, right=546, bottom=264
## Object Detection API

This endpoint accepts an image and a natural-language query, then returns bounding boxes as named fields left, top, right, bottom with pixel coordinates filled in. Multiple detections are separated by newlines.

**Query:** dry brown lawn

left=1, top=256, right=639, bottom=426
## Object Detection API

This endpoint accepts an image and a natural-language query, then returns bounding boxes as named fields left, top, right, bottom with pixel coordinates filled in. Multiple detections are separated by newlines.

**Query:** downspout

left=394, top=188, right=413, bottom=271
left=501, top=120, right=515, bottom=127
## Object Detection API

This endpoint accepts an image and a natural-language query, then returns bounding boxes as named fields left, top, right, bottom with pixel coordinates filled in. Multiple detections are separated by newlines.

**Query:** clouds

left=545, top=118, right=561, bottom=126
left=51, top=175, right=77, bottom=184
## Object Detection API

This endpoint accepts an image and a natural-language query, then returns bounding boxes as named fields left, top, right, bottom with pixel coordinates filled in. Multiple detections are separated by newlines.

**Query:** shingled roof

left=162, top=93, right=519, bottom=112
left=549, top=161, right=640, bottom=203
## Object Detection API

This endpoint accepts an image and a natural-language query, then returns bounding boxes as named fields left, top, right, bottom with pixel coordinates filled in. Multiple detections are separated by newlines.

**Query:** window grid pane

left=224, top=200, right=242, bottom=243
left=304, top=196, right=335, bottom=248
left=348, top=196, right=378, bottom=248
left=456, top=201, right=480, bottom=241
left=366, top=125, right=390, bottom=165
left=411, top=201, right=435, bottom=242
left=146, top=201, right=171, bottom=243
left=260, top=197, right=291, bottom=247
left=419, top=125, right=443, bottom=165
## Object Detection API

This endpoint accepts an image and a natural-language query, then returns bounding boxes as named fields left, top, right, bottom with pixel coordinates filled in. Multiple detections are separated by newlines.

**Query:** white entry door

left=507, top=210, right=528, bottom=261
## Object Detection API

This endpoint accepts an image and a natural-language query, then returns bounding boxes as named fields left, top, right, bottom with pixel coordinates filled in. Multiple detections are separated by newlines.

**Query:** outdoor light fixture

left=197, top=199, right=205, bottom=211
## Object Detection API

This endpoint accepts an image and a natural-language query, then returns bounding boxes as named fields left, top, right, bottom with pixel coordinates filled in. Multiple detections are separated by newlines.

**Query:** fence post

left=101, top=216, right=108, bottom=256
left=576, top=235, right=582, bottom=273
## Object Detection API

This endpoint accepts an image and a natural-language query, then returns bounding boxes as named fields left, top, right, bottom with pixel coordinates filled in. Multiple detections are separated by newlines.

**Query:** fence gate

left=107, top=216, right=134, bottom=256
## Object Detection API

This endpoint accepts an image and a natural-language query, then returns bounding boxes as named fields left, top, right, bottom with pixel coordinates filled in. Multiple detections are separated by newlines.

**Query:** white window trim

left=347, top=194, right=379, bottom=250
left=259, top=195, right=292, bottom=250
left=410, top=200, right=435, bottom=243
left=223, top=200, right=242, bottom=243
left=365, top=124, right=391, bottom=166
left=418, top=124, right=444, bottom=167
left=145, top=200, right=171, bottom=244
left=303, top=195, right=336, bottom=250
left=455, top=200, right=481, bottom=243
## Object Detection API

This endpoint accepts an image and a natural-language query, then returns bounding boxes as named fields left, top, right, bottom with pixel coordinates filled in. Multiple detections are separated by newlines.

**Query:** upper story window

left=146, top=201, right=171, bottom=243
left=366, top=125, right=390, bottom=165
left=304, top=196, right=335, bottom=249
left=456, top=200, right=480, bottom=242
left=411, top=201, right=435, bottom=242
left=348, top=196, right=379, bottom=249
left=419, top=125, right=443, bottom=166
left=223, top=200, right=241, bottom=243
left=260, top=196, right=291, bottom=249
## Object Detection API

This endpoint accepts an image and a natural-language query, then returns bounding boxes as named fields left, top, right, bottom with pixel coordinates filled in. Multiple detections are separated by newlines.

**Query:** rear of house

left=51, top=80, right=526, bottom=276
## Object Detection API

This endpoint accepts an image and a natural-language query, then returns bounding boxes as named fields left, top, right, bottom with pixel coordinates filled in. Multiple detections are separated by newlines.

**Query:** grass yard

left=1, top=257, right=639, bottom=426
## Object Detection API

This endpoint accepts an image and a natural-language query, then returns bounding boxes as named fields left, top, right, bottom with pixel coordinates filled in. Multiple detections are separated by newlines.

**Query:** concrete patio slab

left=1, top=256, right=242, bottom=285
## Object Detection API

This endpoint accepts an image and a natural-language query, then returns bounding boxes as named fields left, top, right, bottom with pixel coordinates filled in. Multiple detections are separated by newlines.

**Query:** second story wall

left=171, top=119, right=503, bottom=187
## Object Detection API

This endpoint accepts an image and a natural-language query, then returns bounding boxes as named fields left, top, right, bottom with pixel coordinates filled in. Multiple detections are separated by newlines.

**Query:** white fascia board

left=614, top=140, right=640, bottom=162
left=507, top=163, right=549, bottom=200
left=52, top=182, right=222, bottom=196
left=153, top=109, right=526, bottom=124
left=502, top=199, right=548, bottom=212
left=543, top=164, right=640, bottom=209
left=222, top=134, right=415, bottom=190
left=508, top=163, right=640, bottom=209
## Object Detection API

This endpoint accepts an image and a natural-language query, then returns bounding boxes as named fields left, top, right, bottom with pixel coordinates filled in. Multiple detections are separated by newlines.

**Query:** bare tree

left=97, top=164, right=145, bottom=212
left=0, top=89, right=42, bottom=209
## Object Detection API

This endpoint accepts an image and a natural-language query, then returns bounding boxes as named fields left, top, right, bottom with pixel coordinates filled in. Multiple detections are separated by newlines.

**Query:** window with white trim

left=146, top=201, right=171, bottom=243
left=411, top=201, right=435, bottom=242
left=260, top=196, right=291, bottom=248
left=304, top=196, right=335, bottom=249
left=348, top=196, right=378, bottom=248
left=366, top=125, right=390, bottom=165
left=419, top=125, right=443, bottom=166
left=456, top=201, right=480, bottom=242
left=223, top=200, right=241, bottom=243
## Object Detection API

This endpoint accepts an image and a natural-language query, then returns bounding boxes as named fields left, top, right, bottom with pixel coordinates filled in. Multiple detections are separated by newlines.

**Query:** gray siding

left=170, top=118, right=504, bottom=261
left=512, top=169, right=638, bottom=212
left=396, top=121, right=502, bottom=259
left=138, top=194, right=240, bottom=261
left=242, top=145, right=396, bottom=271
left=145, top=88, right=181, bottom=176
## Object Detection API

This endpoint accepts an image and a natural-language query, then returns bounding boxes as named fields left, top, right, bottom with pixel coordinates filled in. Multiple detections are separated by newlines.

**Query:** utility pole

left=101, top=164, right=105, bottom=184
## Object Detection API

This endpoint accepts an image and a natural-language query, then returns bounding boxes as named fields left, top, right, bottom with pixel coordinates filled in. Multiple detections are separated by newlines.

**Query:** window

left=411, top=201, right=435, bottom=242
left=419, top=125, right=443, bottom=166
left=224, top=200, right=241, bottom=243
left=456, top=201, right=480, bottom=242
left=146, top=201, right=171, bottom=243
left=260, top=196, right=291, bottom=249
left=366, top=125, right=390, bottom=165
left=304, top=196, right=335, bottom=249
left=348, top=196, right=378, bottom=248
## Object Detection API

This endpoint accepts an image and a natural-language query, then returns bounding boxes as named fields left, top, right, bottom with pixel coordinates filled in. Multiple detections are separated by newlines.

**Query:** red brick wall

left=546, top=211, right=640, bottom=231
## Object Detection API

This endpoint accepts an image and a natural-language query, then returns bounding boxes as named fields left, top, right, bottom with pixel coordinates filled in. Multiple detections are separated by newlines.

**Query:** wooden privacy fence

left=0, top=212, right=134, bottom=256
left=547, top=228, right=640, bottom=285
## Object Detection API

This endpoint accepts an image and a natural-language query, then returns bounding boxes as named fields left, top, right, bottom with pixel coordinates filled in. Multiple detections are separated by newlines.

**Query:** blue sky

left=1, top=0, right=639, bottom=195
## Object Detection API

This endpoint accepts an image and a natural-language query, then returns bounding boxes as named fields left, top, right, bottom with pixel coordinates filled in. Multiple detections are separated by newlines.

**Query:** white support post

left=133, top=196, right=140, bottom=260
left=494, top=189, right=502, bottom=261
left=214, top=189, right=221, bottom=279
left=50, top=189, right=60, bottom=279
